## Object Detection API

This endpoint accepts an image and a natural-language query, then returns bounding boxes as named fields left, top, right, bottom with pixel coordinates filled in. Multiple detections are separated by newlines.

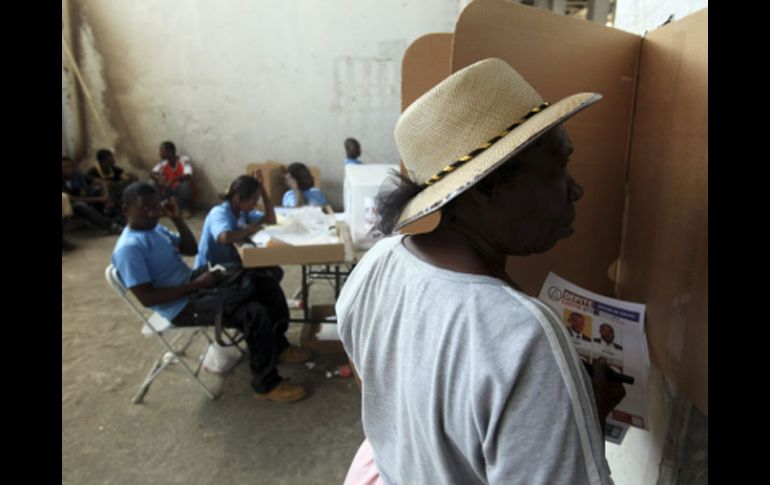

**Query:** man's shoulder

left=207, top=203, right=232, bottom=222
left=112, top=233, right=145, bottom=263
left=116, top=226, right=168, bottom=247
left=354, top=236, right=404, bottom=268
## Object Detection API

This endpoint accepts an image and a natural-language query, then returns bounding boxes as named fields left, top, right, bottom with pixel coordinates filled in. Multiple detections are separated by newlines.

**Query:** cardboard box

left=343, top=163, right=397, bottom=249
left=237, top=220, right=353, bottom=267
left=400, top=0, right=707, bottom=414
left=237, top=239, right=345, bottom=267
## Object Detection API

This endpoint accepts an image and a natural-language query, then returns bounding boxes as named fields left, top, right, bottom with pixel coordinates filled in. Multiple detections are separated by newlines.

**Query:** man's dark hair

left=345, top=138, right=360, bottom=150
left=374, top=155, right=523, bottom=235
left=160, top=141, right=176, bottom=153
left=96, top=149, right=113, bottom=162
left=122, top=182, right=158, bottom=207
left=286, top=162, right=315, bottom=191
left=223, top=175, right=260, bottom=202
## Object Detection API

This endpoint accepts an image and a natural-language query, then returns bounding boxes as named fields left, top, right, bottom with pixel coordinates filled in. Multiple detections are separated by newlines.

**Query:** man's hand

left=244, top=223, right=263, bottom=235
left=151, top=173, right=166, bottom=187
left=193, top=271, right=221, bottom=290
left=161, top=197, right=181, bottom=219
left=590, top=357, right=627, bottom=427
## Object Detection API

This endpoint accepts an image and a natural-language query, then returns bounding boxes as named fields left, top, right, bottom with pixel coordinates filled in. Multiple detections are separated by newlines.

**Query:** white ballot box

left=343, top=164, right=396, bottom=250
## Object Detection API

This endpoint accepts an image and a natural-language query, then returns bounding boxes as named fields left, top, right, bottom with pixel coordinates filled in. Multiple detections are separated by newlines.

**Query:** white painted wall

left=615, top=0, right=708, bottom=35
left=62, top=0, right=81, bottom=158
left=64, top=0, right=470, bottom=208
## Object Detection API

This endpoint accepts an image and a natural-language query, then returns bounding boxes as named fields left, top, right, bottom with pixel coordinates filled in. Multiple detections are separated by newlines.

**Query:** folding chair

left=105, top=264, right=219, bottom=404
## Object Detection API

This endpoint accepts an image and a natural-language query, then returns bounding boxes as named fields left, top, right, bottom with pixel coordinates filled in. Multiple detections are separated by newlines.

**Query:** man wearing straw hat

left=336, top=59, right=625, bottom=484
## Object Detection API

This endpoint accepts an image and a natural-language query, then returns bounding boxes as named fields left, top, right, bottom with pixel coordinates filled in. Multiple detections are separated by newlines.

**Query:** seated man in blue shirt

left=282, top=162, right=329, bottom=207
left=344, top=138, right=363, bottom=165
left=111, top=182, right=310, bottom=403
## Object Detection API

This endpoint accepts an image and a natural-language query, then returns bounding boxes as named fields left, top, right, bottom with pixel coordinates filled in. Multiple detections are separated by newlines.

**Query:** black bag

left=189, top=263, right=258, bottom=347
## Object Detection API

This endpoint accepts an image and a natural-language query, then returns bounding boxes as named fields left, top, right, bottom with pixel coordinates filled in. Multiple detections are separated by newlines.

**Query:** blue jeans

left=172, top=180, right=193, bottom=210
left=173, top=268, right=290, bottom=393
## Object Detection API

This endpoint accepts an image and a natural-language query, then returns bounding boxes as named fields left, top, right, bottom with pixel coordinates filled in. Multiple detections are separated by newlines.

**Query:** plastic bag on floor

left=203, top=343, right=243, bottom=374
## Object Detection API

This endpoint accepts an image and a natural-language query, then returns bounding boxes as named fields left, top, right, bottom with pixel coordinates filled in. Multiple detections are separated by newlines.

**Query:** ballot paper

left=538, top=272, right=650, bottom=444
left=251, top=206, right=340, bottom=247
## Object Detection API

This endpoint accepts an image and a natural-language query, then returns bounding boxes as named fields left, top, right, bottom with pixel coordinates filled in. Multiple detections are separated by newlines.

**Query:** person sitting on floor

left=62, top=192, right=75, bottom=251
left=87, top=148, right=137, bottom=209
left=62, top=156, right=123, bottom=235
left=150, top=140, right=195, bottom=217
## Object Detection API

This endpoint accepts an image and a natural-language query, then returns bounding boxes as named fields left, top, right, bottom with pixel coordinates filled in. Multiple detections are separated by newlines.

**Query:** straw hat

left=394, top=58, right=601, bottom=230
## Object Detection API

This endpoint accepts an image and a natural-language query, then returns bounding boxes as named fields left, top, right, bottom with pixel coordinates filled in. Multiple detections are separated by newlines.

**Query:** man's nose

left=568, top=175, right=584, bottom=202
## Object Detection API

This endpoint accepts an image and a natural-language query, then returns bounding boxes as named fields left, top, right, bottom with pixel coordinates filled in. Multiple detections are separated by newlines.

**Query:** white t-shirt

left=152, top=155, right=193, bottom=176
left=336, top=235, right=612, bottom=484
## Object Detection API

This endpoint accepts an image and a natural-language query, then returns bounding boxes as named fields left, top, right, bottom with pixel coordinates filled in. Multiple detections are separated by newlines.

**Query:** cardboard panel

left=401, top=33, right=454, bottom=112
left=247, top=161, right=322, bottom=208
left=237, top=241, right=345, bottom=267
left=616, top=9, right=708, bottom=414
left=247, top=161, right=286, bottom=207
left=398, top=33, right=453, bottom=235
left=237, top=220, right=355, bottom=268
left=452, top=0, right=641, bottom=297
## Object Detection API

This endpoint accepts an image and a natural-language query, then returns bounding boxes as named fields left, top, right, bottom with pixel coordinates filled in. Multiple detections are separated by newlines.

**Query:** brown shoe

left=253, top=382, right=307, bottom=403
left=278, top=346, right=313, bottom=364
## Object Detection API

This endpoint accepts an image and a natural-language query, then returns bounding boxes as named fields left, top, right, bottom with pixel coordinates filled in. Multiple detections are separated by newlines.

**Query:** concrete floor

left=62, top=215, right=364, bottom=484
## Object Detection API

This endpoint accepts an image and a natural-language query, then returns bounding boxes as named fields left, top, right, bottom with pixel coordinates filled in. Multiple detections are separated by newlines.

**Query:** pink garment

left=344, top=439, right=384, bottom=485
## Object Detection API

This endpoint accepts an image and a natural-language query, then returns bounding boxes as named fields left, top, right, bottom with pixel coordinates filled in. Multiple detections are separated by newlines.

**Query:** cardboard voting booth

left=400, top=0, right=707, bottom=414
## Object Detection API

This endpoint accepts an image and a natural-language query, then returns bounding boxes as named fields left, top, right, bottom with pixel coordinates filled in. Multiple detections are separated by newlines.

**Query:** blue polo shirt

left=194, top=201, right=264, bottom=270
left=282, top=188, right=328, bottom=207
left=111, top=224, right=192, bottom=321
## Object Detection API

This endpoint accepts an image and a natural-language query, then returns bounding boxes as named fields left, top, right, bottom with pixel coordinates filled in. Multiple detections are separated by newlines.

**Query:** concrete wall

left=62, top=0, right=81, bottom=158
left=62, top=0, right=471, bottom=209
left=615, top=0, right=708, bottom=35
